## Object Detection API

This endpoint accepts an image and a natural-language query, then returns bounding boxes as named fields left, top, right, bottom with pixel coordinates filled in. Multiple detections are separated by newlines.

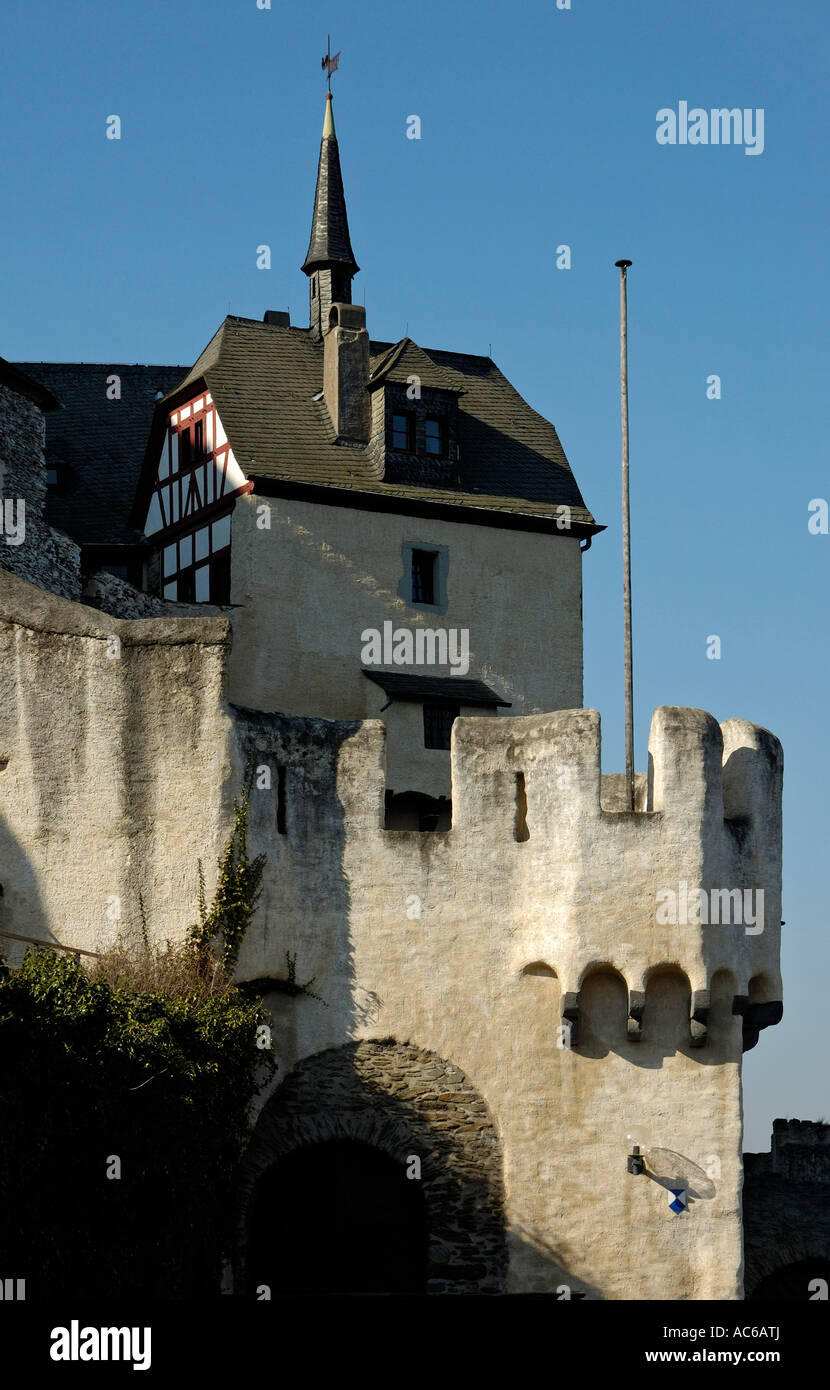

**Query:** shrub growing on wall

left=0, top=782, right=273, bottom=1299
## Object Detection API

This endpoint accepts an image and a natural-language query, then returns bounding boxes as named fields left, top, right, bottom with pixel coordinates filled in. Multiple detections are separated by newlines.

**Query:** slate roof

left=15, top=363, right=186, bottom=547
left=302, top=94, right=359, bottom=276
left=138, top=316, right=598, bottom=533
left=362, top=670, right=511, bottom=707
left=0, top=357, right=60, bottom=411
left=368, top=339, right=464, bottom=395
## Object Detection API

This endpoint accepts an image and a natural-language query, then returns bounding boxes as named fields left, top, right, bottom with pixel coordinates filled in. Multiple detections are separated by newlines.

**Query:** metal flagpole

left=615, top=259, right=634, bottom=812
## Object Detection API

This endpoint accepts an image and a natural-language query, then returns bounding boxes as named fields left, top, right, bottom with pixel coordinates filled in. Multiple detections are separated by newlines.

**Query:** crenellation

left=0, top=568, right=783, bottom=1299
left=648, top=706, right=724, bottom=824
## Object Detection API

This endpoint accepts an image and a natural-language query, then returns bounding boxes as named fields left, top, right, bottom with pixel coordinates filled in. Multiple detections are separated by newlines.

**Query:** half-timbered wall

left=144, top=390, right=249, bottom=602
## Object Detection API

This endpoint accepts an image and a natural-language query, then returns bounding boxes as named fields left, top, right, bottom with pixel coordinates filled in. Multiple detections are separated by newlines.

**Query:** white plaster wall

left=0, top=570, right=235, bottom=961
left=0, top=569, right=783, bottom=1299
left=226, top=489, right=583, bottom=798
left=235, top=704, right=782, bottom=1300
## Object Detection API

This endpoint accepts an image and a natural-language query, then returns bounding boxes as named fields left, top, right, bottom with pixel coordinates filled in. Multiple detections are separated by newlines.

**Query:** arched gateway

left=235, top=1040, right=506, bottom=1295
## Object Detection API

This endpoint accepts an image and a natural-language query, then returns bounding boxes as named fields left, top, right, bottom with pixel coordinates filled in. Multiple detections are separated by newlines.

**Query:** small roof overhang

left=362, top=669, right=511, bottom=707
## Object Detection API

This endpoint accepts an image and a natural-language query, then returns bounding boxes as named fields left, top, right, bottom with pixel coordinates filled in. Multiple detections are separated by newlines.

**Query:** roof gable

left=368, top=339, right=463, bottom=395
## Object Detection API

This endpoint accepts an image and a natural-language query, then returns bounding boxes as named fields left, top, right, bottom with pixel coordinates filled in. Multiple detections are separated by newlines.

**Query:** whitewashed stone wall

left=0, top=569, right=782, bottom=1298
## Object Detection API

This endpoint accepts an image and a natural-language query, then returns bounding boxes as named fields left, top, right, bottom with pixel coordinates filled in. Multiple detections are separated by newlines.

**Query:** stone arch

left=642, top=964, right=692, bottom=1049
left=745, top=1240, right=830, bottom=1299
left=234, top=1039, right=506, bottom=1295
left=520, top=961, right=557, bottom=978
left=518, top=962, right=561, bottom=1055
left=579, top=964, right=629, bottom=1053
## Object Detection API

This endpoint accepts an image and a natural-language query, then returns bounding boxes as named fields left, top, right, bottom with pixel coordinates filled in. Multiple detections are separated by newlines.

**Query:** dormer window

left=379, top=383, right=459, bottom=484
left=425, top=416, right=446, bottom=456
left=390, top=410, right=415, bottom=452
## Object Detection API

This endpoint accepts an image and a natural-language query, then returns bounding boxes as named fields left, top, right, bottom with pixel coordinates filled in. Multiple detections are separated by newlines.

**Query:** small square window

left=45, top=467, right=59, bottom=486
left=425, top=416, right=445, bottom=456
left=390, top=411, right=414, bottom=452
left=411, top=549, right=437, bottom=605
left=423, top=703, right=459, bottom=751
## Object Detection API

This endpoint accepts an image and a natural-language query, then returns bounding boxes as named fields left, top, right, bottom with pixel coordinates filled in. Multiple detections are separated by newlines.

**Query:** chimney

left=323, top=303, right=370, bottom=443
left=263, top=310, right=290, bottom=326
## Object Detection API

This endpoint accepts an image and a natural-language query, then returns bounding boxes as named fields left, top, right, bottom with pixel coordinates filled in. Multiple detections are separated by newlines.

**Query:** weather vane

left=321, top=36, right=340, bottom=93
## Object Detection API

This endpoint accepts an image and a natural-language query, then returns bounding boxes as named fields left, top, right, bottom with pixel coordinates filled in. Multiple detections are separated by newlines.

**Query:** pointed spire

left=302, top=93, right=359, bottom=280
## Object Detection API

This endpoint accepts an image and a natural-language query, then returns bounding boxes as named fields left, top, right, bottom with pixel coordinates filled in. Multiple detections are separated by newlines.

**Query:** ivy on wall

left=0, top=780, right=274, bottom=1299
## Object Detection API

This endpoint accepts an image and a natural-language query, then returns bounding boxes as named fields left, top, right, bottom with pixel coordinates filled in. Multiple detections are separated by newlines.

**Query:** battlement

left=0, top=569, right=786, bottom=1301
left=234, top=702, right=783, bottom=1056
left=745, top=1120, right=830, bottom=1185
left=0, top=571, right=783, bottom=1064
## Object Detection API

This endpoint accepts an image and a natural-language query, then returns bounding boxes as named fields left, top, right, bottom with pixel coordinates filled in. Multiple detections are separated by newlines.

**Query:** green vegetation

left=0, top=781, right=273, bottom=1299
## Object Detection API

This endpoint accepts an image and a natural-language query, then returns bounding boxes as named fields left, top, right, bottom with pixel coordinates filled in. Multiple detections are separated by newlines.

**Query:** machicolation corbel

left=627, top=989, right=645, bottom=1041
left=690, top=989, right=710, bottom=1048
left=561, top=991, right=580, bottom=1047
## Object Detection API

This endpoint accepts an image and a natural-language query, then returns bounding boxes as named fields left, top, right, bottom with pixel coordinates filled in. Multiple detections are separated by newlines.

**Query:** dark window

left=411, top=549, right=437, bottom=605
left=514, top=771, right=530, bottom=842
left=194, top=419, right=204, bottom=459
left=178, top=569, right=196, bottom=603
left=390, top=411, right=414, bottom=452
left=425, top=416, right=445, bottom=456
left=210, top=551, right=231, bottom=604
left=423, top=703, right=459, bottom=750
left=45, top=467, right=59, bottom=487
left=276, top=766, right=287, bottom=835
left=102, top=564, right=129, bottom=581
left=179, top=426, right=192, bottom=469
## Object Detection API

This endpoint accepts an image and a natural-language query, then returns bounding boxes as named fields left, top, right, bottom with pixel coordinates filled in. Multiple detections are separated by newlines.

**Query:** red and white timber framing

left=144, top=390, right=252, bottom=602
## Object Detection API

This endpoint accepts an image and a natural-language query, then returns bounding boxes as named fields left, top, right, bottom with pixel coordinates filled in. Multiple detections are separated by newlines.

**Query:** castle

left=0, top=92, right=784, bottom=1298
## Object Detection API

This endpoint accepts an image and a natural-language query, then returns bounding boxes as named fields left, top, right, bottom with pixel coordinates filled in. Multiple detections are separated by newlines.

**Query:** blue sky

left=3, top=0, right=828, bottom=1149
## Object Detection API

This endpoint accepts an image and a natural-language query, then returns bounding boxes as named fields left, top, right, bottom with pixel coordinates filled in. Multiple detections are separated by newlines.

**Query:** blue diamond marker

left=669, top=1188, right=687, bottom=1214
